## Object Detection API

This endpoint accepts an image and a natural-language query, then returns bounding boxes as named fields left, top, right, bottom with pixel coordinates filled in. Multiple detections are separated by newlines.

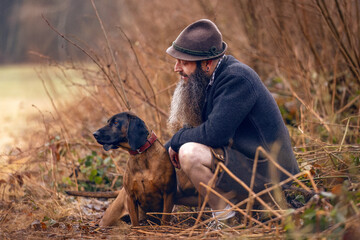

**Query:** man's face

left=174, top=59, right=199, bottom=82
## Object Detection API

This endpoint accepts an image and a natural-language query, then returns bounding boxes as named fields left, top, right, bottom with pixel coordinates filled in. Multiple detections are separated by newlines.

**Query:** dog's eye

left=113, top=121, right=119, bottom=126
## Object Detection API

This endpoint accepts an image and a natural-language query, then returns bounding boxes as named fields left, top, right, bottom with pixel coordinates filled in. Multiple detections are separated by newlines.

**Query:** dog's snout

left=93, top=130, right=100, bottom=139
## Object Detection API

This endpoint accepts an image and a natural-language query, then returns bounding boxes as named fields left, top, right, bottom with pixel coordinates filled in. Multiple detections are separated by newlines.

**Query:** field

left=1, top=0, right=360, bottom=239
left=0, top=65, right=47, bottom=151
left=0, top=64, right=83, bottom=152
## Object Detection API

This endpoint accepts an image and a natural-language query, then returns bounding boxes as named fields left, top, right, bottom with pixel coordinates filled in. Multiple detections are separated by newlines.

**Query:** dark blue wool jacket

left=170, top=55, right=299, bottom=174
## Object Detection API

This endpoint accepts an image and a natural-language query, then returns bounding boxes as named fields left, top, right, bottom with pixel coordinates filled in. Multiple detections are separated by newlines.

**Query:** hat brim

left=166, top=42, right=227, bottom=61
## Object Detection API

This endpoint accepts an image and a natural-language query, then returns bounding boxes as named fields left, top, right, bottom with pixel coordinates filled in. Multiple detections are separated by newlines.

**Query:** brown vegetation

left=1, top=0, right=359, bottom=239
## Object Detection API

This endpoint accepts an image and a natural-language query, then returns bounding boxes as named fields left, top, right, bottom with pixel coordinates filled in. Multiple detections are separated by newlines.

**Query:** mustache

left=179, top=72, right=188, bottom=78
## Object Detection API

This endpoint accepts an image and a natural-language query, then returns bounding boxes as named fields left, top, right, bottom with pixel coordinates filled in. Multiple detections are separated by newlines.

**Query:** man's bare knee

left=178, top=142, right=199, bottom=172
left=178, top=142, right=212, bottom=173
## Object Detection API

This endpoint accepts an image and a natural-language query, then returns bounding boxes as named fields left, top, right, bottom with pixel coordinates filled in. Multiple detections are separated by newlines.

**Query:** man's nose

left=174, top=60, right=182, bottom=72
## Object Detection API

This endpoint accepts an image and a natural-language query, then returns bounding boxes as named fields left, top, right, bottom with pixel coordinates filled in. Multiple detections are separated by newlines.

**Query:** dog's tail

left=65, top=190, right=119, bottom=198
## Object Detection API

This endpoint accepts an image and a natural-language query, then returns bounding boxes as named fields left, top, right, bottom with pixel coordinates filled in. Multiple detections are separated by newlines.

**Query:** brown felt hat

left=166, top=19, right=227, bottom=61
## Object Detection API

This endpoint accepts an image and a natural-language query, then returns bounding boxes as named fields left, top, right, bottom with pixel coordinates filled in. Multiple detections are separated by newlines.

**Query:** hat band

left=172, top=42, right=223, bottom=57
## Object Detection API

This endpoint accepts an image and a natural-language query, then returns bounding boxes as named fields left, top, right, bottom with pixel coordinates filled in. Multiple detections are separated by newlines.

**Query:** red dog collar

left=129, top=131, right=157, bottom=155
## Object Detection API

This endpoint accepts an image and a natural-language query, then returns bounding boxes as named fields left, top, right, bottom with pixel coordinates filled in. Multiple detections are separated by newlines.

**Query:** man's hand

left=169, top=147, right=181, bottom=169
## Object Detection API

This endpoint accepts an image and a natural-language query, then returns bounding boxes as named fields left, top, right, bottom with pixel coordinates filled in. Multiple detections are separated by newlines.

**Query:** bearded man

left=165, top=19, right=300, bottom=225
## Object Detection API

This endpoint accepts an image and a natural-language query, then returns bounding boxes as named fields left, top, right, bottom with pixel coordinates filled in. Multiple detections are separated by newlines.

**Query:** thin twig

left=339, top=118, right=350, bottom=152
left=334, top=0, right=360, bottom=67
left=117, top=25, right=162, bottom=136
left=124, top=86, right=168, bottom=117
left=41, top=15, right=128, bottom=108
left=217, top=162, right=282, bottom=218
left=90, top=0, right=131, bottom=110
left=335, top=95, right=360, bottom=116
left=245, top=142, right=259, bottom=226
left=314, top=0, right=360, bottom=82
left=280, top=73, right=331, bottom=133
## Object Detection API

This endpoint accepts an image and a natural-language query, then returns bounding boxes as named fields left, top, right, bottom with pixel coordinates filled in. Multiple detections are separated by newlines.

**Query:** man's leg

left=178, top=142, right=228, bottom=211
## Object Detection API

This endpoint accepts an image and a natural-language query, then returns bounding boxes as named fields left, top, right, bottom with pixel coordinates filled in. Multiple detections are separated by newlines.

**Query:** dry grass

left=1, top=0, right=360, bottom=239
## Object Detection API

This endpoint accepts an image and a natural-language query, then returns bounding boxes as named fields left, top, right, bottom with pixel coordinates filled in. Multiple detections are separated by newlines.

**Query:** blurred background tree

left=1, top=0, right=359, bottom=143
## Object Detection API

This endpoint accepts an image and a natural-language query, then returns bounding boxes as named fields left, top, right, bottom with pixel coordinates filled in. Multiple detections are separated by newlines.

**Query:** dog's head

left=93, top=111, right=149, bottom=151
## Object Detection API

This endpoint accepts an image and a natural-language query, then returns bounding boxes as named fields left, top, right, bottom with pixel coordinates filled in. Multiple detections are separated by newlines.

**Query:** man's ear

left=203, top=59, right=213, bottom=67
left=127, top=116, right=149, bottom=150
left=202, top=59, right=213, bottom=72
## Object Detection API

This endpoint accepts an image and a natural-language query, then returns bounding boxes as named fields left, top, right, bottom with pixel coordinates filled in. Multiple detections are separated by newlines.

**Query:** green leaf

left=62, top=176, right=73, bottom=185
left=85, top=156, right=93, bottom=167
left=96, top=157, right=102, bottom=166
left=97, top=169, right=104, bottom=177
left=90, top=169, right=97, bottom=178
left=78, top=157, right=84, bottom=164
left=94, top=176, right=103, bottom=184
left=80, top=166, right=91, bottom=174
left=295, top=194, right=305, bottom=204
left=42, top=216, right=51, bottom=222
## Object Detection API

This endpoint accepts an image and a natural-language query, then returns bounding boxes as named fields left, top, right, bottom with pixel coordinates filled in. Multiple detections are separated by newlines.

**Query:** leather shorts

left=209, top=146, right=272, bottom=201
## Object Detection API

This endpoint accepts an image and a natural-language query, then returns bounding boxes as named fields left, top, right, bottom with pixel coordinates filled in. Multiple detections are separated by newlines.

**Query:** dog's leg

left=99, top=188, right=129, bottom=226
left=127, top=195, right=140, bottom=226
left=161, top=192, right=175, bottom=224
left=138, top=207, right=146, bottom=222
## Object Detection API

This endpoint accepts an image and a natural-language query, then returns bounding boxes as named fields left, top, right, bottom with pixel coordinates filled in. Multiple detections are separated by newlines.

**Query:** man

left=165, top=19, right=300, bottom=224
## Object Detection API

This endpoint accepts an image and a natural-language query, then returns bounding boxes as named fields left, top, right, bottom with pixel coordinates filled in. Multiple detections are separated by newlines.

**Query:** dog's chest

left=125, top=170, right=165, bottom=210
left=125, top=153, right=173, bottom=191
left=123, top=149, right=176, bottom=211
left=126, top=169, right=166, bottom=193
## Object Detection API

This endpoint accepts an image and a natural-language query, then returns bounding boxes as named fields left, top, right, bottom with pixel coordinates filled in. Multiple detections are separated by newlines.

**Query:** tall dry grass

left=1, top=0, right=359, bottom=239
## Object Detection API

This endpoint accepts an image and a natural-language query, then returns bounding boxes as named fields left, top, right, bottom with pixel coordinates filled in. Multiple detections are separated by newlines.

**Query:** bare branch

left=41, top=15, right=128, bottom=108
left=90, top=0, right=131, bottom=110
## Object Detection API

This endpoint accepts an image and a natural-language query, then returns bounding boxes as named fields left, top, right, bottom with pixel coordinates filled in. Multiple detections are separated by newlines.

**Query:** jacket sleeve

left=170, top=71, right=259, bottom=152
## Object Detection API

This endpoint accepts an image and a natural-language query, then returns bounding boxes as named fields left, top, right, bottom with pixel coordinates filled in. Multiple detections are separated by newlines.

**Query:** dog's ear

left=127, top=115, right=149, bottom=150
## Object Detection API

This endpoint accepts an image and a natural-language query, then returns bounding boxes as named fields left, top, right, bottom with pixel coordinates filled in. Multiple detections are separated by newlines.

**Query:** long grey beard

left=168, top=67, right=210, bottom=134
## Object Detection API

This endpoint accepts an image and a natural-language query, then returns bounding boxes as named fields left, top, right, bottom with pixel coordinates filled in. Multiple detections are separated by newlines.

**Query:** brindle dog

left=93, top=112, right=176, bottom=226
